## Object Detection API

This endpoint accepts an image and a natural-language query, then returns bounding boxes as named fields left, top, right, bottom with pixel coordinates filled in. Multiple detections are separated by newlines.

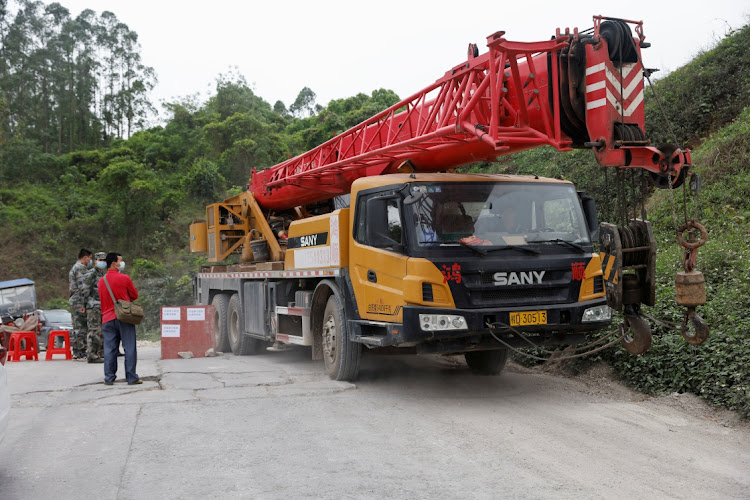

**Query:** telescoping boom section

left=250, top=16, right=689, bottom=211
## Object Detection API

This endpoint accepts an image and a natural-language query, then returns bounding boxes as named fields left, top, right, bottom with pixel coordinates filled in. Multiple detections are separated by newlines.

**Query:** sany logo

left=493, top=271, right=545, bottom=286
left=300, top=234, right=318, bottom=247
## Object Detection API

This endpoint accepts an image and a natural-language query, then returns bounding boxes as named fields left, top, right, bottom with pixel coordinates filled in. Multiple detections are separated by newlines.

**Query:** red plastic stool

left=46, top=330, right=73, bottom=360
left=8, top=331, right=39, bottom=362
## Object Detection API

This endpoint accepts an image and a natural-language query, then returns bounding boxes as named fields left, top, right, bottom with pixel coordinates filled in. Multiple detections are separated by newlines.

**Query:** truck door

left=350, top=190, right=408, bottom=322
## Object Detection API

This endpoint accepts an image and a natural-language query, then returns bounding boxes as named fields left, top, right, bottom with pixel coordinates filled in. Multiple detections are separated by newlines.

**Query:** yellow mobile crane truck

left=190, top=18, right=700, bottom=380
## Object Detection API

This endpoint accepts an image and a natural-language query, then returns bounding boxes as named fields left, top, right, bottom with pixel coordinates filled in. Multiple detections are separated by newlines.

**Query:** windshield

left=43, top=310, right=72, bottom=324
left=405, top=182, right=590, bottom=249
left=0, top=285, right=37, bottom=317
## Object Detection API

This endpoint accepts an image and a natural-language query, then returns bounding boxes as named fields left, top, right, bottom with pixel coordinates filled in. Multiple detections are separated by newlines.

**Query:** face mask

left=96, top=261, right=107, bottom=269
left=119, top=261, right=126, bottom=271
left=86, top=259, right=93, bottom=268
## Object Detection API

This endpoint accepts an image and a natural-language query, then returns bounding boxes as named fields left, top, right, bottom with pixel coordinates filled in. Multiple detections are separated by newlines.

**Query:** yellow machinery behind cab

left=189, top=191, right=285, bottom=263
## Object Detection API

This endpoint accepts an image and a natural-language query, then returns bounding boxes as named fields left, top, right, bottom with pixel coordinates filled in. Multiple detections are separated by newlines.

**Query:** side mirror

left=578, top=191, right=599, bottom=241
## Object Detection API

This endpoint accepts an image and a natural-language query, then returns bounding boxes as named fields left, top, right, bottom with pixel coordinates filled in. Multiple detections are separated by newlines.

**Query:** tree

left=273, top=100, right=288, bottom=117
left=289, top=86, right=317, bottom=118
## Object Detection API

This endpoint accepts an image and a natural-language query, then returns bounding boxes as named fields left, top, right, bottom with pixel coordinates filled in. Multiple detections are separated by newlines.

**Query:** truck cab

left=342, top=173, right=610, bottom=352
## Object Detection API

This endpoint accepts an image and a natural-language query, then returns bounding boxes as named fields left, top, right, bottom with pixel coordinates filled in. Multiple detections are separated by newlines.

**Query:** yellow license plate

left=509, top=310, right=548, bottom=326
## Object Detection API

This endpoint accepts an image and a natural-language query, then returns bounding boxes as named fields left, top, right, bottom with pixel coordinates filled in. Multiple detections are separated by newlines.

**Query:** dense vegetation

left=0, top=2, right=747, bottom=415
left=616, top=108, right=750, bottom=417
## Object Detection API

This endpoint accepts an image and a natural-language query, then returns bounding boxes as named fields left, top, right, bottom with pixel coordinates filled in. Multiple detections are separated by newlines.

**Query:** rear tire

left=211, top=294, right=230, bottom=353
left=321, top=294, right=361, bottom=381
left=465, top=349, right=508, bottom=375
left=227, top=294, right=263, bottom=355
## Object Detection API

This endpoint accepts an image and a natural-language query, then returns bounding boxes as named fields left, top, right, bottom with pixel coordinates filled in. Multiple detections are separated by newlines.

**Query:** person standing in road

left=98, top=252, right=141, bottom=385
left=69, top=248, right=93, bottom=360
left=81, top=252, right=107, bottom=363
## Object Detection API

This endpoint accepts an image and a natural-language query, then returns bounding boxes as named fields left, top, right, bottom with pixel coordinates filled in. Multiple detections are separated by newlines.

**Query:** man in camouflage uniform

left=69, top=248, right=93, bottom=360
left=81, top=252, right=107, bottom=363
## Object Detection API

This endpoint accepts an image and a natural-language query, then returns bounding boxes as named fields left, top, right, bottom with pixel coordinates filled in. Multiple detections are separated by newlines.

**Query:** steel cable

left=485, top=321, right=623, bottom=361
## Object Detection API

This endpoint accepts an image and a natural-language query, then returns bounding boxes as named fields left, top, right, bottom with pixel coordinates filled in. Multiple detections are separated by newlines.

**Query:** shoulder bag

left=103, top=275, right=145, bottom=325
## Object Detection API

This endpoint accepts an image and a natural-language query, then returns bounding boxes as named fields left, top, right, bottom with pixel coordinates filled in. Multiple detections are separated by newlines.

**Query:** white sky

left=49, top=0, right=749, bottom=119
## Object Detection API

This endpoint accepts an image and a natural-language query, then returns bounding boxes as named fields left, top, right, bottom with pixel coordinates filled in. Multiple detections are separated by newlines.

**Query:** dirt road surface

left=1, top=344, right=748, bottom=499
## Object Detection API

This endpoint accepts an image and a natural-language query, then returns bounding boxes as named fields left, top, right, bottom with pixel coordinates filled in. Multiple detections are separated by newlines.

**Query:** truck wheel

left=322, top=294, right=361, bottom=381
left=227, top=294, right=263, bottom=355
left=211, top=294, right=230, bottom=353
left=465, top=349, right=508, bottom=375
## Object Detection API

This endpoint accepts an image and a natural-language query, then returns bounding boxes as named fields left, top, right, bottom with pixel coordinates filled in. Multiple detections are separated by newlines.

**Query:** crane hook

left=681, top=308, right=709, bottom=345
left=676, top=220, right=707, bottom=273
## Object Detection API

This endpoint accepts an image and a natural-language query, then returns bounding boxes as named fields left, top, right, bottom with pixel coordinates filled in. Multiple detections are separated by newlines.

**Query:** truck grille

left=472, top=287, right=569, bottom=306
left=422, top=283, right=434, bottom=302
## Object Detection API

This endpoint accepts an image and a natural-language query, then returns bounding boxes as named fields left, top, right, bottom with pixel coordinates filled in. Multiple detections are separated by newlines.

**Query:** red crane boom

left=250, top=16, right=690, bottom=211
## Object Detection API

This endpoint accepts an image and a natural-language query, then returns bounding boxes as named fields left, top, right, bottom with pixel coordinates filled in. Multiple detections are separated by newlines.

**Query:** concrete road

left=1, top=344, right=748, bottom=499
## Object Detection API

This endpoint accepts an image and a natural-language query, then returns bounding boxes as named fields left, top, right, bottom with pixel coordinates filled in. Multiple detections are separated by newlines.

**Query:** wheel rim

left=229, top=310, right=239, bottom=346
left=322, top=313, right=337, bottom=366
left=214, top=309, right=222, bottom=345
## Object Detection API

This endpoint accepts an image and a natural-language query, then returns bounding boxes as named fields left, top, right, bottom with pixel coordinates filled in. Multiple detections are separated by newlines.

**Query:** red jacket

left=98, top=269, right=139, bottom=324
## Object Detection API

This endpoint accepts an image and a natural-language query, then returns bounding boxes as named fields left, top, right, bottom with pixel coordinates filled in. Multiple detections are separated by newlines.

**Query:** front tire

left=321, top=294, right=361, bottom=381
left=465, top=349, right=508, bottom=375
left=211, top=294, right=230, bottom=353
left=227, top=294, right=263, bottom=355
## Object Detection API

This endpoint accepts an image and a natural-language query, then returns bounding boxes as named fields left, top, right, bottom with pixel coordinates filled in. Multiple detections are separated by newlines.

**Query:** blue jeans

left=102, top=319, right=138, bottom=384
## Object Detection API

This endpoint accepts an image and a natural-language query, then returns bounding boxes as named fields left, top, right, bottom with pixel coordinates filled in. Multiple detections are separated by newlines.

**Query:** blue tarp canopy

left=0, top=279, right=35, bottom=289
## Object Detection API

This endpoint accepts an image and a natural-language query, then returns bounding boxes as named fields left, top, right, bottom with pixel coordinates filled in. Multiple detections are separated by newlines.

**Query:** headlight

left=582, top=305, right=612, bottom=323
left=420, top=314, right=468, bottom=331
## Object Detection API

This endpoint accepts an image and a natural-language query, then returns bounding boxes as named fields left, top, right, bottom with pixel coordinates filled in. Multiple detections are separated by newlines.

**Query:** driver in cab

left=465, top=203, right=525, bottom=245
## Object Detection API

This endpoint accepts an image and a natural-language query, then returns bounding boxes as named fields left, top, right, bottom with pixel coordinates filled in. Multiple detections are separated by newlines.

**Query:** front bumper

left=350, top=298, right=610, bottom=351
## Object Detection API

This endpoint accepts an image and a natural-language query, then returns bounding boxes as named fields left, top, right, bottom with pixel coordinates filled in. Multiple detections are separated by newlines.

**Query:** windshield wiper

left=486, top=244, right=540, bottom=255
left=459, top=241, right=489, bottom=256
left=529, top=238, right=586, bottom=253
left=459, top=241, right=540, bottom=256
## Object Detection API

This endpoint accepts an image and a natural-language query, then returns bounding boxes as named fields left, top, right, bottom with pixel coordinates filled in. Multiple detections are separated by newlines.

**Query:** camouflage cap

left=95, top=252, right=107, bottom=260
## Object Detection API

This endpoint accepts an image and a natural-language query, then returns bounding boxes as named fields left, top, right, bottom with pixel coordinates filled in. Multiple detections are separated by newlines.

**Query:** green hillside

left=615, top=106, right=750, bottom=417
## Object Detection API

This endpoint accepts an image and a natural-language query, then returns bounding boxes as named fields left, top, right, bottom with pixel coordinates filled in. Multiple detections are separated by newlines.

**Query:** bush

left=181, top=158, right=226, bottom=200
left=42, top=297, right=70, bottom=310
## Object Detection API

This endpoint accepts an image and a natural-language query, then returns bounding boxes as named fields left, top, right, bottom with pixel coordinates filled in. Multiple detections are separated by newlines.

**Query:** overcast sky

left=49, top=0, right=749, bottom=119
